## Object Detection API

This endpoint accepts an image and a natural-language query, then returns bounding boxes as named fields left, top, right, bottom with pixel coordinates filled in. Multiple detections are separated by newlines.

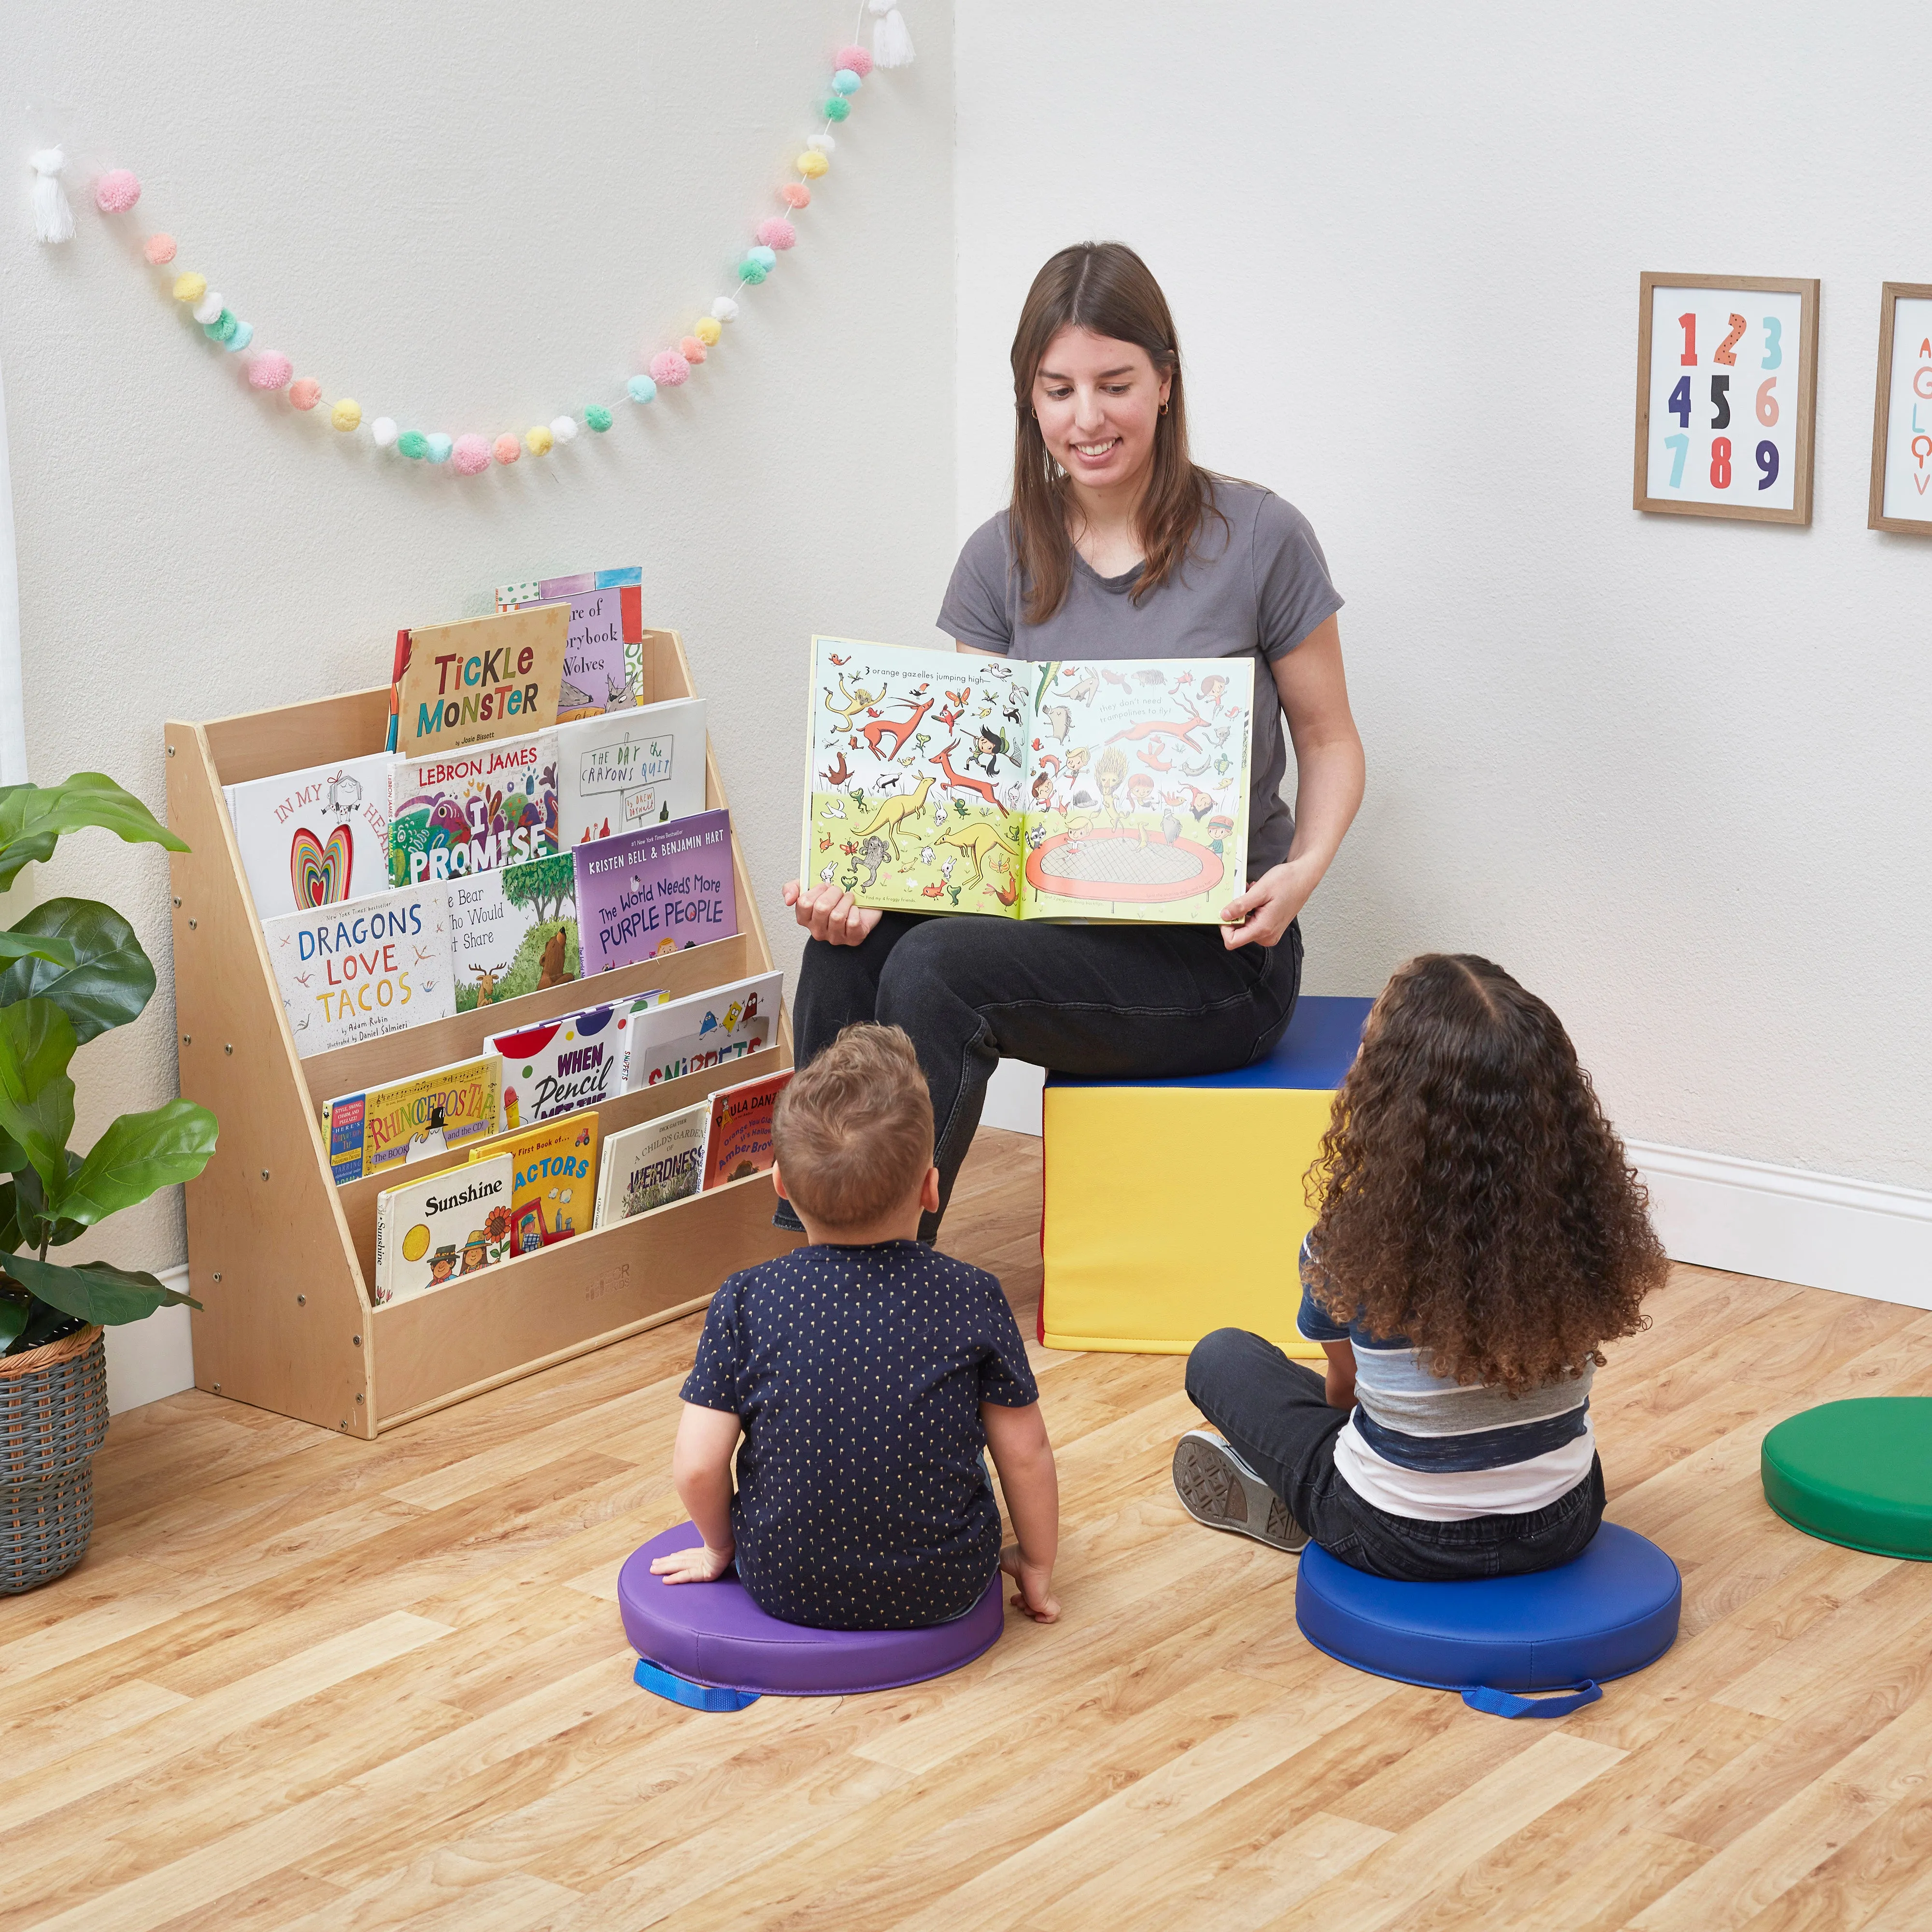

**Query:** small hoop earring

left=1159, top=400, right=1170, bottom=416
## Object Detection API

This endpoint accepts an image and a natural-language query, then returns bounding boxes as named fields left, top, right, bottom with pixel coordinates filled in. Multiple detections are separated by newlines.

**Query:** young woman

left=782, top=241, right=1365, bottom=1240
left=1178, top=954, right=1668, bottom=1581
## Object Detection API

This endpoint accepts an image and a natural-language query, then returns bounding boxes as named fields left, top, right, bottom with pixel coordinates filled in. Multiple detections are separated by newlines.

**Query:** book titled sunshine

left=325, top=1053, right=502, bottom=1186
left=800, top=636, right=1252, bottom=924
left=372, top=1157, right=514, bottom=1306
left=387, top=604, right=569, bottom=757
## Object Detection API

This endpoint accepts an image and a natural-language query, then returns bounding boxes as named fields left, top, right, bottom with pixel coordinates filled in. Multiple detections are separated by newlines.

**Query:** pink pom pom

left=781, top=183, right=810, bottom=209
left=94, top=170, right=141, bottom=213
left=452, top=434, right=491, bottom=475
left=756, top=217, right=797, bottom=251
left=649, top=350, right=691, bottom=387
left=836, top=44, right=873, bottom=76
left=142, top=232, right=176, bottom=266
left=288, top=378, right=321, bottom=411
left=678, top=335, right=708, bottom=365
left=246, top=352, right=294, bottom=391
left=492, top=433, right=522, bottom=465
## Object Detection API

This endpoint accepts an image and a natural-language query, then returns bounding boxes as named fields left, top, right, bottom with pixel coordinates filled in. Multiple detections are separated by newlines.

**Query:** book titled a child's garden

left=799, top=637, right=1252, bottom=923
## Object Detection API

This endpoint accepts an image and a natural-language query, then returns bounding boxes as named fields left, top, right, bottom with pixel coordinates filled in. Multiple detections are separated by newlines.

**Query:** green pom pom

left=397, top=430, right=429, bottom=459
left=739, top=258, right=769, bottom=284
left=584, top=404, right=613, bottom=433
left=824, top=95, right=851, bottom=121
left=203, top=309, right=239, bottom=343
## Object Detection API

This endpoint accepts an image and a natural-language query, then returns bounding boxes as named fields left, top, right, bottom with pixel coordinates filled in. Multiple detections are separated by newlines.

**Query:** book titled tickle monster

left=325, top=1053, right=502, bottom=1187
left=387, top=604, right=569, bottom=757
left=465, top=1109, right=599, bottom=1253
left=702, top=1067, right=792, bottom=1190
left=572, top=809, right=737, bottom=974
left=387, top=734, right=558, bottom=889
left=263, top=881, right=456, bottom=1059
left=594, top=1100, right=709, bottom=1226
left=487, top=995, right=665, bottom=1129
left=495, top=568, right=644, bottom=720
left=372, top=1156, right=514, bottom=1306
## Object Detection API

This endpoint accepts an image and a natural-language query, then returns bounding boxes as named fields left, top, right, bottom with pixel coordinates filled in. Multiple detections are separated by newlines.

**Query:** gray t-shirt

left=936, top=479, right=1342, bottom=878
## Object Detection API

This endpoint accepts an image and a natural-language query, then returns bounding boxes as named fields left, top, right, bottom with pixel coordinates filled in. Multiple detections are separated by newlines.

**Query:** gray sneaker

left=1172, top=1430, right=1308, bottom=1554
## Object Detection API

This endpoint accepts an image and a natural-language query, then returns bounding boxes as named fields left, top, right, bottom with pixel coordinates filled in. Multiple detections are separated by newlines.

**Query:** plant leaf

left=58, top=1100, right=217, bottom=1229
left=0, top=775, right=188, bottom=890
left=0, top=901, right=155, bottom=1043
left=0, top=1293, right=26, bottom=1349
left=10, top=1158, right=87, bottom=1250
left=0, top=929, right=76, bottom=971
left=0, top=1254, right=200, bottom=1325
left=0, top=999, right=78, bottom=1195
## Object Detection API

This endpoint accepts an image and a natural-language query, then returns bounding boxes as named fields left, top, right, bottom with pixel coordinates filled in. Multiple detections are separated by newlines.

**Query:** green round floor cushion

left=1761, top=1398, right=1932, bottom=1560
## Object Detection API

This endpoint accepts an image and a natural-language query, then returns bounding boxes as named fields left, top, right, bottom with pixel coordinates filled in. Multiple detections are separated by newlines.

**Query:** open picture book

left=798, top=637, right=1253, bottom=923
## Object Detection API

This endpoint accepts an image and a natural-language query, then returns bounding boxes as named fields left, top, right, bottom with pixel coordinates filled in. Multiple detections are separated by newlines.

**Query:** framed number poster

left=1867, top=284, right=1932, bottom=533
left=1634, top=272, right=1819, bottom=525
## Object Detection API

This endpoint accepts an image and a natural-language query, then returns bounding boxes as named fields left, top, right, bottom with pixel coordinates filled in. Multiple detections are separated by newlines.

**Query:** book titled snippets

left=487, top=999, right=650, bottom=1129
left=702, top=1068, right=792, bottom=1191
left=572, top=809, right=737, bottom=974
left=465, top=1109, right=599, bottom=1252
left=387, top=733, right=558, bottom=889
left=495, top=567, right=644, bottom=719
left=387, top=604, right=568, bottom=757
left=622, top=970, right=781, bottom=1093
left=555, top=696, right=708, bottom=847
left=594, top=1100, right=710, bottom=1227
left=325, top=1053, right=502, bottom=1187
left=263, top=881, right=456, bottom=1059
left=372, top=1155, right=513, bottom=1306
left=225, top=751, right=393, bottom=918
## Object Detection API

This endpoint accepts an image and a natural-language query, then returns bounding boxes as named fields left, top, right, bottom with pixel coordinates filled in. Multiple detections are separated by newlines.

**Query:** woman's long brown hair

left=1306, top=955, right=1665, bottom=1394
left=1008, top=242, right=1224, bottom=625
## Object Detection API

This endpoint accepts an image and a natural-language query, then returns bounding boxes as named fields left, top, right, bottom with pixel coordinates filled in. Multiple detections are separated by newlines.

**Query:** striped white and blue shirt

left=1296, top=1237, right=1595, bottom=1521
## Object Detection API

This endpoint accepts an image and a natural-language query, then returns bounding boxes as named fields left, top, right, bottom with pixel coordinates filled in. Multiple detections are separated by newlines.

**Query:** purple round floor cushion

left=618, top=1522, right=1006, bottom=1696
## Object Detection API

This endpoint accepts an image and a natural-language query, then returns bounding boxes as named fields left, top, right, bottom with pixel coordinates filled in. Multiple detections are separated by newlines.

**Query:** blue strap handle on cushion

left=633, top=1656, right=760, bottom=1712
left=1460, top=1679, right=1602, bottom=1719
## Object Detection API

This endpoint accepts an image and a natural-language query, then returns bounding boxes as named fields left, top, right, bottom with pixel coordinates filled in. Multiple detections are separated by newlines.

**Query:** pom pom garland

left=869, top=0, right=915, bottom=67
left=331, top=398, right=362, bottom=431
left=756, top=218, right=796, bottom=250
left=371, top=417, right=399, bottom=448
left=398, top=429, right=430, bottom=459
left=452, top=434, right=491, bottom=474
left=142, top=233, right=176, bottom=265
left=823, top=96, right=851, bottom=121
left=739, top=257, right=769, bottom=284
left=832, top=68, right=863, bottom=93
left=224, top=319, right=255, bottom=353
left=525, top=425, right=553, bottom=455
left=836, top=44, right=874, bottom=76
left=747, top=245, right=778, bottom=272
left=797, top=149, right=829, bottom=178
left=94, top=170, right=142, bottom=213
left=191, top=290, right=225, bottom=324
left=289, top=378, right=321, bottom=411
left=30, top=149, right=74, bottom=246
left=550, top=413, right=579, bottom=443
left=694, top=316, right=723, bottom=346
left=584, top=404, right=613, bottom=431
left=426, top=432, right=454, bottom=462
left=679, top=334, right=708, bottom=364
left=203, top=309, right=240, bottom=344
left=627, top=374, right=658, bottom=403
left=247, top=352, right=293, bottom=390
left=781, top=182, right=811, bottom=208
left=808, top=131, right=836, bottom=152
left=649, top=351, right=691, bottom=387
left=493, top=433, right=522, bottom=465
left=710, top=296, right=740, bottom=322
left=171, top=272, right=206, bottom=304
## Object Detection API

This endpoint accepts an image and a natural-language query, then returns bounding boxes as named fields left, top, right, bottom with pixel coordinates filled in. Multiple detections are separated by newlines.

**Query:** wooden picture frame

left=1867, top=282, right=1932, bottom=532
left=1634, top=272, right=1819, bottom=525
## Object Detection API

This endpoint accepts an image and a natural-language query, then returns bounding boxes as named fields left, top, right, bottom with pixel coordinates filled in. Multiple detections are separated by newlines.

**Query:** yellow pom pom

left=796, top=150, right=829, bottom=179
left=694, top=316, right=723, bottom=347
left=331, top=398, right=362, bottom=432
left=525, top=425, right=554, bottom=456
left=171, top=271, right=207, bottom=303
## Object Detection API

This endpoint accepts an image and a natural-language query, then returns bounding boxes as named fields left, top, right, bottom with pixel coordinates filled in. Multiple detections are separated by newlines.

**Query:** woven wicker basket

left=0, top=1324, right=108, bottom=1593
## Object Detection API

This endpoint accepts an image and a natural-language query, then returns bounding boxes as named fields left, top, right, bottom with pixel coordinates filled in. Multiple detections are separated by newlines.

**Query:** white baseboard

left=981, top=1058, right=1045, bottom=1136
left=103, top=1266, right=197, bottom=1415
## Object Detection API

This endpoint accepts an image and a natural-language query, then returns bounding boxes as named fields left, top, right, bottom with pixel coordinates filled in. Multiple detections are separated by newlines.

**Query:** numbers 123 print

left=1635, top=273, right=1818, bottom=526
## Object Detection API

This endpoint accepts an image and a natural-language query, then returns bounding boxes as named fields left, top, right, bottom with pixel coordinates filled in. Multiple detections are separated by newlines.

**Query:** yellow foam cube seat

left=1039, top=995, right=1372, bottom=1355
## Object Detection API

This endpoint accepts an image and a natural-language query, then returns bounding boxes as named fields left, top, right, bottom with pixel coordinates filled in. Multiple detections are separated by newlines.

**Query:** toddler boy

left=652, top=1023, right=1060, bottom=1628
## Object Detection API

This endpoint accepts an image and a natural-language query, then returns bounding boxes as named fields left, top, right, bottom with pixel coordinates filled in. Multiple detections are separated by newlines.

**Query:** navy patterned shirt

left=681, top=1240, right=1039, bottom=1630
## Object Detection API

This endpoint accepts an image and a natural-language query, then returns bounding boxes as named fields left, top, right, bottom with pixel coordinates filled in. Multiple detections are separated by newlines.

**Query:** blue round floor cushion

left=618, top=1522, right=1006, bottom=1709
left=1295, top=1522, right=1681, bottom=1718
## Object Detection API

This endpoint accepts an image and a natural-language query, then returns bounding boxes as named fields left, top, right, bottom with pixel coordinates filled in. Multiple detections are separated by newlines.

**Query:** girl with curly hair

left=1176, top=953, right=1668, bottom=1581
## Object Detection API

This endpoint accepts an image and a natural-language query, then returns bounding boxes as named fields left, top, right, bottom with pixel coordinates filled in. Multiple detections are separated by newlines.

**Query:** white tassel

left=868, top=0, right=914, bottom=68
left=29, top=149, right=73, bottom=245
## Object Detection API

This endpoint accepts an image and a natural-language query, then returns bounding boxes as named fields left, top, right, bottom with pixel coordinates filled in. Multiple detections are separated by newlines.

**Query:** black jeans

left=1185, top=1327, right=1606, bottom=1582
left=793, top=913, right=1302, bottom=1241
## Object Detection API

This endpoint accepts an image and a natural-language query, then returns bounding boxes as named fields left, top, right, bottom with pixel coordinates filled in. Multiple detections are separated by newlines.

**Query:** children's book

left=487, top=1000, right=640, bottom=1128
left=225, top=751, right=394, bottom=917
left=387, top=733, right=559, bottom=888
left=464, top=1109, right=599, bottom=1252
left=388, top=604, right=569, bottom=757
left=554, top=697, right=709, bottom=847
left=799, top=636, right=1253, bottom=923
left=326, top=1052, right=502, bottom=1186
left=702, top=1068, right=791, bottom=1190
left=495, top=568, right=644, bottom=719
left=572, top=809, right=738, bottom=974
left=264, top=881, right=456, bottom=1059
left=372, top=1155, right=514, bottom=1305
left=593, top=1100, right=710, bottom=1226
left=621, top=970, right=781, bottom=1093
left=446, top=852, right=579, bottom=1012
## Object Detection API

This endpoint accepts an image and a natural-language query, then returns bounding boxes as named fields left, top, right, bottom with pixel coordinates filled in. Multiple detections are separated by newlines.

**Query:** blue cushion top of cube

left=1045, top=994, right=1372, bottom=1093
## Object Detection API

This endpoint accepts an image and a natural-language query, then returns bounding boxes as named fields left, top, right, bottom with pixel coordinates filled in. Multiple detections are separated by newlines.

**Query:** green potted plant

left=0, top=775, right=217, bottom=1591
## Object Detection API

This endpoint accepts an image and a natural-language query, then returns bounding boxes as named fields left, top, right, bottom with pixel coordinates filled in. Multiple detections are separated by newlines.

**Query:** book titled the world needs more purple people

left=572, top=809, right=738, bottom=973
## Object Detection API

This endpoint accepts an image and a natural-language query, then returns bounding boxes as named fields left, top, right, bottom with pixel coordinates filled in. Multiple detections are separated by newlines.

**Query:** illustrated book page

left=226, top=751, right=393, bottom=918
left=446, top=850, right=578, bottom=1012
left=554, top=696, right=708, bottom=847
left=389, top=604, right=568, bottom=757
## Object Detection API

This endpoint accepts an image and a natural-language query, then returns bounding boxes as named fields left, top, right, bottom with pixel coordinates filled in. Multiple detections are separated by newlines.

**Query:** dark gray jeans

left=791, top=913, right=1302, bottom=1241
left=1185, top=1327, right=1606, bottom=1581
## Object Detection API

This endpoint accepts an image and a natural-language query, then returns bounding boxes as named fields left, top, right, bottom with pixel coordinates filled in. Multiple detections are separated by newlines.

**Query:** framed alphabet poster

left=1867, top=284, right=1932, bottom=532
left=1634, top=272, right=1818, bottom=525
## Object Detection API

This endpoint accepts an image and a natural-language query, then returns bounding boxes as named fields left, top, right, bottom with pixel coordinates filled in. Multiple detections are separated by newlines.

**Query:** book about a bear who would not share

left=373, top=1155, right=513, bottom=1306
left=572, top=808, right=738, bottom=973
left=800, top=637, right=1254, bottom=923
left=386, top=602, right=569, bottom=758
left=464, top=1109, right=600, bottom=1252
left=326, top=1053, right=503, bottom=1187
left=594, top=1099, right=710, bottom=1226
left=225, top=750, right=394, bottom=916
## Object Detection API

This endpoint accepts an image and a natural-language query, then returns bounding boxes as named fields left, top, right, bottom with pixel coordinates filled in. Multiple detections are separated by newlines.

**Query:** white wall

left=0, top=0, right=956, bottom=1335
left=958, top=1, right=1932, bottom=1195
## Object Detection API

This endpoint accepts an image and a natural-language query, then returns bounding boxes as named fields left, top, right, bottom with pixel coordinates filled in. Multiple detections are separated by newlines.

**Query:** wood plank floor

left=6, top=1128, right=1932, bottom=1931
